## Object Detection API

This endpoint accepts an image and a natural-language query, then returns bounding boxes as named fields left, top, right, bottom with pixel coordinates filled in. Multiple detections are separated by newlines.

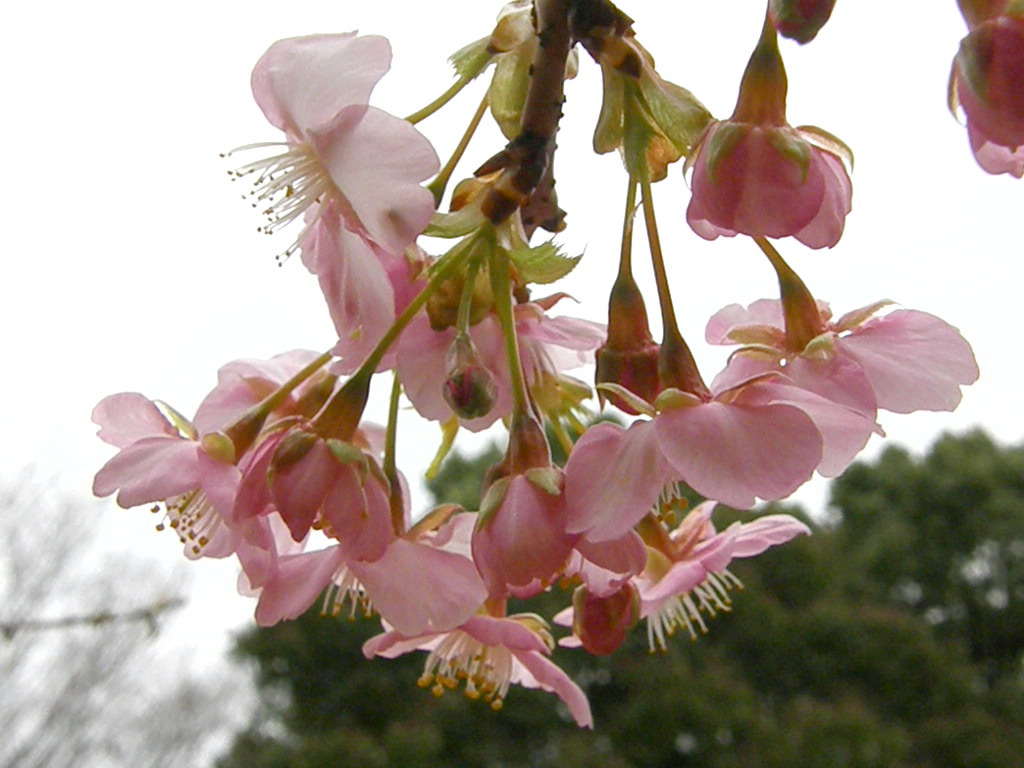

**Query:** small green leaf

left=638, top=74, right=712, bottom=157
left=509, top=240, right=581, bottom=284
left=449, top=37, right=493, bottom=80
left=594, top=67, right=625, bottom=154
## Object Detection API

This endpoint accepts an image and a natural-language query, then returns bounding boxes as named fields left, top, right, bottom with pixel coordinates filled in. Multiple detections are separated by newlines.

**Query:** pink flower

left=472, top=470, right=579, bottom=598
left=637, top=502, right=810, bottom=649
left=952, top=14, right=1024, bottom=177
left=564, top=370, right=866, bottom=529
left=251, top=507, right=486, bottom=636
left=707, top=298, right=979, bottom=417
left=237, top=33, right=439, bottom=255
left=686, top=122, right=852, bottom=249
left=363, top=614, right=593, bottom=727
left=685, top=19, right=852, bottom=248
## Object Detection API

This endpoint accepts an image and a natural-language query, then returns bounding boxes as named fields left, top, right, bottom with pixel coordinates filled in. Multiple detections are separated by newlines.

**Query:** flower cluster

left=94, top=0, right=991, bottom=727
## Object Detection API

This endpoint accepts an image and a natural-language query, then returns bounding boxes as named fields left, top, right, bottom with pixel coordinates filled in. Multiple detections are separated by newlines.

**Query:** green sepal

left=326, top=438, right=367, bottom=467
left=654, top=388, right=703, bottom=412
left=423, top=206, right=486, bottom=239
left=449, top=37, right=493, bottom=80
left=201, top=432, right=236, bottom=465
left=766, top=127, right=812, bottom=182
left=638, top=74, right=712, bottom=158
left=622, top=83, right=676, bottom=181
left=594, top=67, right=625, bottom=154
left=702, top=122, right=747, bottom=184
left=478, top=476, right=512, bottom=525
left=833, top=300, right=893, bottom=333
left=508, top=240, right=581, bottom=284
left=270, top=429, right=318, bottom=474
left=797, top=124, right=854, bottom=171
left=525, top=466, right=563, bottom=496
left=154, top=400, right=197, bottom=440
left=595, top=383, right=656, bottom=417
left=802, top=332, right=837, bottom=361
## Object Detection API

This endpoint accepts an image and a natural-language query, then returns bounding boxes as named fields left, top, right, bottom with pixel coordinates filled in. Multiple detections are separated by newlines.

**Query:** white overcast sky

left=2, top=1, right=1021, bottom=654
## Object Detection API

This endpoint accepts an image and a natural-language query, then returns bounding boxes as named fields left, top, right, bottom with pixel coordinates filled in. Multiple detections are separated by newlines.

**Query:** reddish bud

left=572, top=583, right=641, bottom=656
left=769, top=0, right=837, bottom=44
left=596, top=273, right=662, bottom=411
left=443, top=334, right=498, bottom=420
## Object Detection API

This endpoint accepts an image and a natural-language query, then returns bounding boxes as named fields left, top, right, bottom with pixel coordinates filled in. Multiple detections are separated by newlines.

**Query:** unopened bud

left=596, top=343, right=661, bottom=413
left=769, top=0, right=837, bottom=44
left=572, top=583, right=641, bottom=656
left=444, top=335, right=498, bottom=419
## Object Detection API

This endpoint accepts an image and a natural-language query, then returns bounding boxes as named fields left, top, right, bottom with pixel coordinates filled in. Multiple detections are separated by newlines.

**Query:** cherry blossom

left=363, top=614, right=593, bottom=727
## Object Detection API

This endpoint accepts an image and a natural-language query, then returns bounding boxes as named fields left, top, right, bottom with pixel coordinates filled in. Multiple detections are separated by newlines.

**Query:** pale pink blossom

left=93, top=393, right=242, bottom=559
left=707, top=298, right=979, bottom=416
left=952, top=14, right=1024, bottom=177
left=686, top=122, right=852, bottom=248
left=564, top=371, right=866, bottom=529
left=240, top=33, right=439, bottom=255
left=472, top=470, right=579, bottom=597
left=637, top=502, right=810, bottom=649
left=363, top=614, right=593, bottom=727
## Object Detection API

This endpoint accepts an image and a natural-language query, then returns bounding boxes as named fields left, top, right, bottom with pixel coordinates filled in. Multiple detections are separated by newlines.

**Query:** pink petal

left=254, top=547, right=346, bottom=626
left=728, top=514, right=812, bottom=557
left=322, top=466, right=392, bottom=563
left=92, top=393, right=176, bottom=448
left=838, top=310, right=979, bottom=414
left=564, top=421, right=673, bottom=541
left=349, top=539, right=486, bottom=635
left=793, top=149, right=852, bottom=249
left=654, top=398, right=821, bottom=509
left=639, top=560, right=708, bottom=608
left=513, top=651, right=594, bottom=728
left=312, top=105, right=438, bottom=254
left=705, top=299, right=786, bottom=345
left=270, top=438, right=338, bottom=541
left=251, top=33, right=391, bottom=139
left=93, top=437, right=201, bottom=508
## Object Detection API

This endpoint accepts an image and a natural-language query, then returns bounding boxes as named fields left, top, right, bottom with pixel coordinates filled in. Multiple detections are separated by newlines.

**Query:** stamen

left=418, top=630, right=516, bottom=709
left=160, top=490, right=222, bottom=555
left=322, top=568, right=373, bottom=620
left=223, top=142, right=334, bottom=264
left=645, top=569, right=744, bottom=651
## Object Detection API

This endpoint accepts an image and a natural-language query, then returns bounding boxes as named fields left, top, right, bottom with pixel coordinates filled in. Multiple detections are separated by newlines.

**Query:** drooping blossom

left=707, top=298, right=979, bottom=417
left=564, top=369, right=874, bottom=534
left=951, top=9, right=1024, bottom=177
left=557, top=502, right=810, bottom=651
left=637, top=502, right=810, bottom=649
left=92, top=350, right=329, bottom=559
left=685, top=17, right=852, bottom=248
left=250, top=510, right=486, bottom=636
left=363, top=614, right=593, bottom=727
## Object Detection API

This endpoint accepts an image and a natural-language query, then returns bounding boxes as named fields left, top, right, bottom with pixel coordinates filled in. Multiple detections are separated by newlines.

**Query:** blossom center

left=417, top=631, right=515, bottom=711
left=153, top=490, right=221, bottom=556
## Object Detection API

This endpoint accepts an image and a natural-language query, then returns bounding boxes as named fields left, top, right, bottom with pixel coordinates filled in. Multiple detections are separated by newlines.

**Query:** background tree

left=0, top=475, right=249, bottom=768
left=219, top=431, right=1024, bottom=768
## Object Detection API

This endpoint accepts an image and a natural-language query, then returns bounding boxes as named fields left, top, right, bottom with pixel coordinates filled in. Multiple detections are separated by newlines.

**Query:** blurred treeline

left=217, top=430, right=1024, bottom=768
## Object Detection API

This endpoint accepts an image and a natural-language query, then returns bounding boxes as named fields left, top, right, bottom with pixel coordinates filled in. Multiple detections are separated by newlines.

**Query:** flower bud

left=443, top=334, right=498, bottom=420
left=571, top=583, right=641, bottom=656
left=769, top=0, right=837, bottom=44
left=596, top=273, right=662, bottom=412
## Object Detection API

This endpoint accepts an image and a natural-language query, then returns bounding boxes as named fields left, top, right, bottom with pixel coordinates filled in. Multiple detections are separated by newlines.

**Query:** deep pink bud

left=443, top=334, right=498, bottom=419
left=769, top=0, right=838, bottom=44
left=953, top=15, right=1024, bottom=176
left=571, top=583, right=641, bottom=656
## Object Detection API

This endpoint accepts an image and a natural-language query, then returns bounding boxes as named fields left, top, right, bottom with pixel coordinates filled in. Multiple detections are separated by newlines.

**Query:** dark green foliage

left=219, top=431, right=1024, bottom=768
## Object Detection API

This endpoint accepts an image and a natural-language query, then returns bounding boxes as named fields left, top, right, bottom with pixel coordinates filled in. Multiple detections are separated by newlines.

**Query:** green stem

left=312, top=242, right=475, bottom=438
left=428, top=92, right=490, bottom=206
left=619, top=176, right=639, bottom=280
left=456, top=255, right=483, bottom=335
left=383, top=371, right=406, bottom=534
left=752, top=236, right=826, bottom=349
left=490, top=247, right=530, bottom=415
left=638, top=174, right=679, bottom=337
left=405, top=76, right=473, bottom=125
left=224, top=350, right=333, bottom=454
